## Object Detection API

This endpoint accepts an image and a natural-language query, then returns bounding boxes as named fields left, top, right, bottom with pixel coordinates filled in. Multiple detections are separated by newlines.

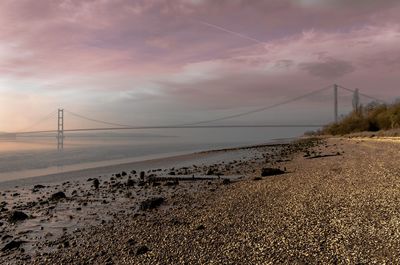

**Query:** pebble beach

left=1, top=137, right=400, bottom=264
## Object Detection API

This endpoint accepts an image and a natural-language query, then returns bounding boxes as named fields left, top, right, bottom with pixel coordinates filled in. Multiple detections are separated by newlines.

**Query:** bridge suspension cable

left=178, top=84, right=333, bottom=126
left=64, top=110, right=132, bottom=128
left=15, top=110, right=58, bottom=133
left=337, top=85, right=386, bottom=103
left=9, top=83, right=389, bottom=135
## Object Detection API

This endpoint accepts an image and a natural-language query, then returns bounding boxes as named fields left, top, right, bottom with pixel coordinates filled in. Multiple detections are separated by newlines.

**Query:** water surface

left=0, top=127, right=310, bottom=182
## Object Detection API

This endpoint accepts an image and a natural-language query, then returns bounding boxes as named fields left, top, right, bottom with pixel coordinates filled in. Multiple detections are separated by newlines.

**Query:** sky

left=1, top=0, right=400, bottom=131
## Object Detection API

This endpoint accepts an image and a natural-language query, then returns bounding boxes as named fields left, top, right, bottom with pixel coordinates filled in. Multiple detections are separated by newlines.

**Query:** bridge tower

left=57, top=108, right=64, bottom=150
left=334, top=84, right=338, bottom=123
left=352, top=88, right=360, bottom=113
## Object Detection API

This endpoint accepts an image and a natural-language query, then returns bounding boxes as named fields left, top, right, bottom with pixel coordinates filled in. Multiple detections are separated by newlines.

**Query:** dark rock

left=131, top=170, right=137, bottom=174
left=206, top=169, right=214, bottom=175
left=126, top=179, right=135, bottom=187
left=196, top=224, right=205, bottom=230
left=121, top=171, right=127, bottom=176
left=136, top=245, right=150, bottom=255
left=93, top=178, right=100, bottom=189
left=115, top=173, right=121, bottom=178
left=139, top=171, right=145, bottom=180
left=2, top=240, right=25, bottom=251
left=50, top=191, right=67, bottom=201
left=39, top=200, right=48, bottom=205
left=127, top=238, right=136, bottom=246
left=222, top=179, right=231, bottom=185
left=63, top=240, right=70, bottom=248
left=253, top=177, right=262, bottom=181
left=261, top=168, right=285, bottom=177
left=168, top=171, right=176, bottom=175
left=8, top=211, right=29, bottom=223
left=33, top=184, right=45, bottom=190
left=170, top=217, right=185, bottom=225
left=2, top=234, right=12, bottom=241
left=140, top=197, right=164, bottom=211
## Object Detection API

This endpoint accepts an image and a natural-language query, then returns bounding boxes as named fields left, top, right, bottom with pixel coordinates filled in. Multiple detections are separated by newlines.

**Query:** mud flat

left=2, top=138, right=400, bottom=264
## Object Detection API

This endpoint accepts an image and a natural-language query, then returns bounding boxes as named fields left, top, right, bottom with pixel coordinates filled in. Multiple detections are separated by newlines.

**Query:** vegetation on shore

left=320, top=101, right=400, bottom=135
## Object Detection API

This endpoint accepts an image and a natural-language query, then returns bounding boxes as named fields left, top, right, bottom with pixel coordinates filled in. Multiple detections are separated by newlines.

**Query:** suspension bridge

left=0, top=84, right=384, bottom=149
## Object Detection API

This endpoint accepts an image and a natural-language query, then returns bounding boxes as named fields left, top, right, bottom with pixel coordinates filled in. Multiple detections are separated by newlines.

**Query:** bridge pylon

left=334, top=84, right=338, bottom=123
left=57, top=108, right=64, bottom=150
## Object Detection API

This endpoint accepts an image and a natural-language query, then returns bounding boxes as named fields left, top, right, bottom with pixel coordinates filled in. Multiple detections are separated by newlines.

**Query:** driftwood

left=147, top=176, right=217, bottom=182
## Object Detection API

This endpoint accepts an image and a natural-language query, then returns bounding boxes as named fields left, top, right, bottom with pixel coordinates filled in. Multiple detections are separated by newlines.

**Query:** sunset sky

left=0, top=0, right=399, bottom=131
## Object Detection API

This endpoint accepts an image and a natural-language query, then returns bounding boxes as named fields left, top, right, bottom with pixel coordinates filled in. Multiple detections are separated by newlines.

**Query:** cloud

left=0, top=0, right=400, bottom=129
left=299, top=58, right=355, bottom=79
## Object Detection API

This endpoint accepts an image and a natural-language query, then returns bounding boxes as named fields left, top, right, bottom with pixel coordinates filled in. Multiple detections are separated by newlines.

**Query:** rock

left=121, top=171, right=127, bottom=176
left=8, top=211, right=29, bottom=223
left=136, top=245, right=149, bottom=255
left=140, top=197, right=164, bottom=210
left=222, top=179, right=231, bottom=185
left=33, top=184, right=45, bottom=189
left=2, top=240, right=25, bottom=251
left=50, top=191, right=67, bottom=201
left=127, top=238, right=136, bottom=246
left=93, top=178, right=100, bottom=189
left=131, top=170, right=137, bottom=174
left=168, top=171, right=176, bottom=175
left=253, top=177, right=262, bottom=181
left=2, top=234, right=12, bottom=241
left=126, top=179, right=135, bottom=187
left=206, top=169, right=214, bottom=175
left=115, top=173, right=121, bottom=178
left=195, top=224, right=205, bottom=230
left=63, top=240, right=70, bottom=248
left=140, top=171, right=145, bottom=180
left=261, top=167, right=285, bottom=177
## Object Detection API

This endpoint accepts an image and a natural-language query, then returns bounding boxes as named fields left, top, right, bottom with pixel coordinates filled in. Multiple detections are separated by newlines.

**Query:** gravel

left=3, top=138, right=400, bottom=264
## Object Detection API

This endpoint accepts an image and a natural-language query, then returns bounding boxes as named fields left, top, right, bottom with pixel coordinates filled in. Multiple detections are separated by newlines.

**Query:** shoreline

left=0, top=138, right=295, bottom=189
left=3, top=137, right=399, bottom=264
left=0, top=138, right=307, bottom=264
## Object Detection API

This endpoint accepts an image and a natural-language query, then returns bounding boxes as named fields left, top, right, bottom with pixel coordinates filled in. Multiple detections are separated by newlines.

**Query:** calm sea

left=0, top=127, right=311, bottom=182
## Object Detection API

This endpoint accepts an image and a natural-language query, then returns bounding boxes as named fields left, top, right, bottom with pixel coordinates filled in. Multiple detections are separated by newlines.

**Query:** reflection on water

left=0, top=128, right=309, bottom=182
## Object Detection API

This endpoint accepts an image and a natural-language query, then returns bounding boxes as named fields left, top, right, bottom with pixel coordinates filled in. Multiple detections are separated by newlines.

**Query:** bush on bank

left=321, top=101, right=400, bottom=135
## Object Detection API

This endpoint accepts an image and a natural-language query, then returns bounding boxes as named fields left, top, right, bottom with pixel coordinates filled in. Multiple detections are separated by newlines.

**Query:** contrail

left=196, top=19, right=266, bottom=45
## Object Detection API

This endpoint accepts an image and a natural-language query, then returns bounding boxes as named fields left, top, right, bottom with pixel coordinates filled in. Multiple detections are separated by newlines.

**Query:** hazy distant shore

left=2, top=137, right=400, bottom=264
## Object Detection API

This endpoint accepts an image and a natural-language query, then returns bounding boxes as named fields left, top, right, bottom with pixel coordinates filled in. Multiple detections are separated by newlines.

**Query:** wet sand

left=2, top=138, right=400, bottom=264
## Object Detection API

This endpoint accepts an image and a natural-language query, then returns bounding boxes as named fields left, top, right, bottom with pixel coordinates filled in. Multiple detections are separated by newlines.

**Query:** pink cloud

left=0, top=0, right=400, bottom=129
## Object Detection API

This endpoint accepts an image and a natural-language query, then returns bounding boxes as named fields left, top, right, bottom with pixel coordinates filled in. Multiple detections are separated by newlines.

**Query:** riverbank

left=2, top=137, right=400, bottom=264
left=0, top=139, right=307, bottom=264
